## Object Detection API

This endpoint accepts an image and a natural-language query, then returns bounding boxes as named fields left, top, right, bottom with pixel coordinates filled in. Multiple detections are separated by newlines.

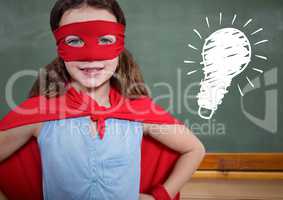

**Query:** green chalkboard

left=0, top=0, right=282, bottom=152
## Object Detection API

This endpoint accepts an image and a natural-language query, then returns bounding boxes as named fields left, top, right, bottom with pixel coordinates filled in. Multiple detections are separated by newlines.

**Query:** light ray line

left=205, top=16, right=210, bottom=28
left=219, top=12, right=222, bottom=25
left=187, top=70, right=198, bottom=76
left=237, top=84, right=244, bottom=96
left=184, top=60, right=196, bottom=64
left=251, top=28, right=263, bottom=35
left=232, top=14, right=237, bottom=25
left=255, top=55, right=268, bottom=60
left=246, top=77, right=255, bottom=88
left=193, top=29, right=202, bottom=39
left=243, top=18, right=253, bottom=27
left=252, top=67, right=264, bottom=73
left=254, top=40, right=268, bottom=46
left=188, top=44, right=199, bottom=51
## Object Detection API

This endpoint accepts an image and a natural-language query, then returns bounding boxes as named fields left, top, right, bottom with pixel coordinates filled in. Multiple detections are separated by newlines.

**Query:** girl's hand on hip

left=139, top=193, right=155, bottom=200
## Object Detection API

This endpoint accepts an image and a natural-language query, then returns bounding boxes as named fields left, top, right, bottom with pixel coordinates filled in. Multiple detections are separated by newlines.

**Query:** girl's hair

left=28, top=0, right=149, bottom=99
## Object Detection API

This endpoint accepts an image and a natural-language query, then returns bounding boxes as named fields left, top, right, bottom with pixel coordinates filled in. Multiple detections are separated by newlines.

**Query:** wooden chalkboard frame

left=192, top=153, right=283, bottom=180
left=199, top=153, right=283, bottom=171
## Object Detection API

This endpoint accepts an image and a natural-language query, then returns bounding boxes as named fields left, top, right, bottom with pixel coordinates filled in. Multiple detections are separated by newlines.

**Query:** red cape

left=0, top=85, right=184, bottom=200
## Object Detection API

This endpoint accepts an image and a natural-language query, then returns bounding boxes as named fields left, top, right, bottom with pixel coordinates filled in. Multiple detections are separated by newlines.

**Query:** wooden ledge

left=198, top=153, right=283, bottom=171
left=192, top=170, right=283, bottom=180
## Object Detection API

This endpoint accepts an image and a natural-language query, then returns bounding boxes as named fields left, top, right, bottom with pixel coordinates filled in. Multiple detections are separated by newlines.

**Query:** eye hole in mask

left=65, top=35, right=84, bottom=47
left=98, top=35, right=116, bottom=45
left=64, top=34, right=117, bottom=47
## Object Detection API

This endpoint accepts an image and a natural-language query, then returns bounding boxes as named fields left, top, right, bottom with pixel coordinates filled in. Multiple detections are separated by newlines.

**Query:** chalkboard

left=0, top=0, right=282, bottom=152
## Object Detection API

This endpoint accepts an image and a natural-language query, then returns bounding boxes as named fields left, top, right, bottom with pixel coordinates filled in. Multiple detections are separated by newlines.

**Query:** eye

left=98, top=35, right=116, bottom=45
left=64, top=35, right=84, bottom=47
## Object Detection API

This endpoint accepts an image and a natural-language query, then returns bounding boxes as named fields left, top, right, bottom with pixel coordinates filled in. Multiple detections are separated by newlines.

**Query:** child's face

left=60, top=5, right=119, bottom=89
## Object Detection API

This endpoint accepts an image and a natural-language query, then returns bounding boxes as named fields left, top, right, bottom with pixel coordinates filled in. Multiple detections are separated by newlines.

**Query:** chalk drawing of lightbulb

left=198, top=28, right=251, bottom=119
left=184, top=13, right=269, bottom=119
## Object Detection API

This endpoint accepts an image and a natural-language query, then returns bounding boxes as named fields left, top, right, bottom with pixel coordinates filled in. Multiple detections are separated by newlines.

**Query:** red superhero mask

left=53, top=20, right=125, bottom=61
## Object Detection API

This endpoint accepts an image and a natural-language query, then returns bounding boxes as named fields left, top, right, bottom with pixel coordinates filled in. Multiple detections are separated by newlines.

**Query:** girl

left=0, top=0, right=206, bottom=199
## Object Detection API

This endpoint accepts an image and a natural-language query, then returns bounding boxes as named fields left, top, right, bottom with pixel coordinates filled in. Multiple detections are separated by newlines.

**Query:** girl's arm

left=0, top=122, right=42, bottom=162
left=142, top=123, right=206, bottom=199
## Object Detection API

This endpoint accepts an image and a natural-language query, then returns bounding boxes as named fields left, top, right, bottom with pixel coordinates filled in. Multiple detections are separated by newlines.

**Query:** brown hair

left=28, top=0, right=149, bottom=99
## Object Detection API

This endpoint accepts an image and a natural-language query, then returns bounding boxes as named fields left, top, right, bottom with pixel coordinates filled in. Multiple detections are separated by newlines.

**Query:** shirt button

left=92, top=166, right=97, bottom=172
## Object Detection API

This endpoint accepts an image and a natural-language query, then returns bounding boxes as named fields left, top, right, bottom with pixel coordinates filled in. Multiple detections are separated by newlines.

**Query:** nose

left=79, top=60, right=104, bottom=68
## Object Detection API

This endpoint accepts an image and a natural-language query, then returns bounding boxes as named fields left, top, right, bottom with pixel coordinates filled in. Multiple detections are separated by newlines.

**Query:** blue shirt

left=37, top=116, right=143, bottom=200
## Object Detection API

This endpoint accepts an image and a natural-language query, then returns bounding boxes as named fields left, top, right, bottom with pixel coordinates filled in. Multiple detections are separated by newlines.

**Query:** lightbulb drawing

left=198, top=28, right=251, bottom=119
left=184, top=13, right=269, bottom=119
